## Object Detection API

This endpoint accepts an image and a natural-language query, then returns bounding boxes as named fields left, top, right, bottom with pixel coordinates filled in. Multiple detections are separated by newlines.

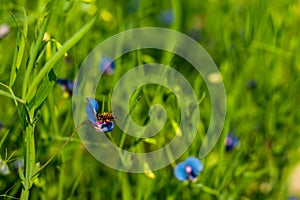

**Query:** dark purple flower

left=225, top=133, right=239, bottom=152
left=247, top=80, right=257, bottom=89
left=86, top=98, right=114, bottom=133
left=99, top=56, right=115, bottom=75
left=188, top=28, right=203, bottom=41
left=57, top=79, right=74, bottom=96
left=0, top=122, right=3, bottom=131
left=174, top=157, right=203, bottom=182
left=14, top=158, right=24, bottom=172
left=158, top=9, right=174, bottom=26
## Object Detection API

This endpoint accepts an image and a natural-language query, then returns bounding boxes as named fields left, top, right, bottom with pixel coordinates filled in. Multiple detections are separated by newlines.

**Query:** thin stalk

left=193, top=183, right=223, bottom=200
left=20, top=124, right=35, bottom=200
left=0, top=82, right=25, bottom=104
left=32, top=122, right=84, bottom=177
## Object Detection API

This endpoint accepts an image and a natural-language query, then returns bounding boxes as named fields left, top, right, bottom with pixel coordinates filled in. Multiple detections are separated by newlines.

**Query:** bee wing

left=86, top=98, right=99, bottom=125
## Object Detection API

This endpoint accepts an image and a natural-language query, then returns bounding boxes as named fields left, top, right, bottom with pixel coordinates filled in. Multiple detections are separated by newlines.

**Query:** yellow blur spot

left=208, top=72, right=223, bottom=83
left=43, top=32, right=50, bottom=41
left=81, top=0, right=95, bottom=3
left=100, top=10, right=113, bottom=22
left=171, top=119, right=182, bottom=137
left=144, top=162, right=155, bottom=179
left=55, top=41, right=68, bottom=57
left=63, top=92, right=70, bottom=98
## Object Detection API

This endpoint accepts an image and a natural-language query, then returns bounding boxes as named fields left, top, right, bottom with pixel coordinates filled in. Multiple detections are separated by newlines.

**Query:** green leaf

left=22, top=0, right=56, bottom=99
left=26, top=13, right=97, bottom=101
left=10, top=8, right=28, bottom=87
left=33, top=58, right=62, bottom=112
left=0, top=130, right=9, bottom=152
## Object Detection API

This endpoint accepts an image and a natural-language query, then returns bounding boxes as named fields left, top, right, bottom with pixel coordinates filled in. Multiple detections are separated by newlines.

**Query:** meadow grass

left=0, top=0, right=300, bottom=199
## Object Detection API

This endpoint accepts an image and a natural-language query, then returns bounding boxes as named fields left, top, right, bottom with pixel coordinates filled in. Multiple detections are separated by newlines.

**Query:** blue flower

left=247, top=80, right=257, bottom=90
left=158, top=9, right=174, bottom=26
left=57, top=79, right=74, bottom=96
left=86, top=98, right=114, bottom=133
left=287, top=197, right=299, bottom=200
left=14, top=158, right=24, bottom=172
left=225, top=133, right=239, bottom=152
left=174, top=157, right=203, bottom=182
left=99, top=56, right=115, bottom=75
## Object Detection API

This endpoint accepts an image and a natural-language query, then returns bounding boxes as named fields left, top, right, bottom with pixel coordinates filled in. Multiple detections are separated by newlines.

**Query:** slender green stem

left=194, top=183, right=223, bottom=199
left=31, top=122, right=84, bottom=178
left=119, top=172, right=132, bottom=200
left=0, top=82, right=25, bottom=104
left=0, top=90, right=25, bottom=104
left=20, top=124, right=36, bottom=200
left=20, top=189, right=29, bottom=200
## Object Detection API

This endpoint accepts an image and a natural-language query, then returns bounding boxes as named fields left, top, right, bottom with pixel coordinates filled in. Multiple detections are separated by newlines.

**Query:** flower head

left=14, top=158, right=24, bottom=172
left=57, top=79, right=74, bottom=97
left=174, top=157, right=203, bottom=182
left=225, top=132, right=239, bottom=152
left=86, top=98, right=114, bottom=133
left=0, top=24, right=10, bottom=39
left=158, top=9, right=174, bottom=26
left=247, top=80, right=257, bottom=90
left=99, top=56, right=115, bottom=75
left=0, top=158, right=10, bottom=176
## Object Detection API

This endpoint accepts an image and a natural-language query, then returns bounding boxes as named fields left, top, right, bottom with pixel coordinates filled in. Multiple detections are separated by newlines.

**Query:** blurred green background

left=0, top=0, right=300, bottom=199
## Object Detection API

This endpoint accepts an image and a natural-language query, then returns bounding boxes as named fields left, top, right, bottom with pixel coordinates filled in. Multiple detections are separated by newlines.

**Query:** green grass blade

left=32, top=59, right=62, bottom=111
left=22, top=0, right=56, bottom=99
left=26, top=14, right=97, bottom=102
left=15, top=8, right=28, bottom=83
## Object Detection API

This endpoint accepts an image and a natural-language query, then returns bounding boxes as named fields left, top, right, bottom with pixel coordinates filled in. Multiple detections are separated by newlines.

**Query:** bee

left=97, top=112, right=116, bottom=123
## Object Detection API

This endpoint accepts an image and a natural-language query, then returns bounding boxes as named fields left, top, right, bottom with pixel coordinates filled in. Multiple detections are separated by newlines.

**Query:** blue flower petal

left=287, top=197, right=299, bottom=200
left=158, top=9, right=174, bottom=25
left=99, top=56, right=115, bottom=75
left=185, top=157, right=203, bottom=174
left=100, top=121, right=114, bottom=133
left=67, top=81, right=74, bottom=91
left=174, top=162, right=187, bottom=181
left=225, top=133, right=239, bottom=151
left=57, top=79, right=74, bottom=95
left=86, top=98, right=99, bottom=125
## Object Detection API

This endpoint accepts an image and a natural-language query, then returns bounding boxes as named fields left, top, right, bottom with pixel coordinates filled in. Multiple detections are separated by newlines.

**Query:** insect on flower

left=174, top=157, right=203, bottom=182
left=97, top=112, right=116, bottom=123
left=86, top=98, right=115, bottom=133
